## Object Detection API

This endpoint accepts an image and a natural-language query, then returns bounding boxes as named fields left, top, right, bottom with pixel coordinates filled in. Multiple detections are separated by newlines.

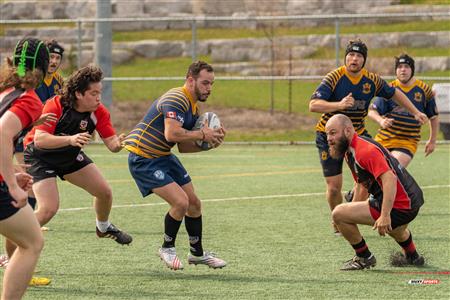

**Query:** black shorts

left=0, top=182, right=21, bottom=221
left=316, top=131, right=371, bottom=177
left=369, top=197, right=420, bottom=229
left=24, top=150, right=93, bottom=183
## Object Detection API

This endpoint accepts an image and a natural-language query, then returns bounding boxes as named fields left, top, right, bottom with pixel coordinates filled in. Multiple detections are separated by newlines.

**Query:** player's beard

left=398, top=75, right=412, bottom=85
left=195, top=83, right=209, bottom=102
left=329, top=136, right=349, bottom=159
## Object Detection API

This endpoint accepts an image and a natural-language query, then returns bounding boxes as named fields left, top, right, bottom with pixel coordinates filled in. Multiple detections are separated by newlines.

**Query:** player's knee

left=21, top=232, right=44, bottom=255
left=96, top=185, right=113, bottom=201
left=327, top=185, right=341, bottom=199
left=331, top=204, right=346, bottom=224
left=188, top=196, right=201, bottom=213
left=37, top=206, right=58, bottom=224
left=173, top=195, right=189, bottom=215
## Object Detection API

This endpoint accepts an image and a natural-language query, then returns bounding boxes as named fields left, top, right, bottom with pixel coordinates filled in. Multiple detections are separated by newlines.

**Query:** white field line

left=59, top=184, right=449, bottom=212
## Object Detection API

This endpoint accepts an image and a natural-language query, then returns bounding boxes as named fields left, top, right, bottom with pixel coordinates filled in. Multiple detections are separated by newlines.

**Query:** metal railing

left=2, top=11, right=449, bottom=69
left=2, top=12, right=449, bottom=113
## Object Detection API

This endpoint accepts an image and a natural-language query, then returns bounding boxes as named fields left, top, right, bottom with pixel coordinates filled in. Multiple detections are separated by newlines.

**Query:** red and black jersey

left=0, top=88, right=43, bottom=182
left=24, top=95, right=115, bottom=167
left=345, top=133, right=423, bottom=210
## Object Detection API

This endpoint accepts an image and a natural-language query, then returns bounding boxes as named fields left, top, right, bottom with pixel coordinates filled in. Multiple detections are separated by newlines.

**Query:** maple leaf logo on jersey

left=166, top=111, right=177, bottom=119
left=362, top=83, right=371, bottom=94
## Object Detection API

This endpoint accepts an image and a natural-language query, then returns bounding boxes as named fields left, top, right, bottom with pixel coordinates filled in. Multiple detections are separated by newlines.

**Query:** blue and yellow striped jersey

left=124, top=86, right=199, bottom=159
left=372, top=79, right=438, bottom=153
left=311, top=66, right=396, bottom=134
left=35, top=72, right=64, bottom=103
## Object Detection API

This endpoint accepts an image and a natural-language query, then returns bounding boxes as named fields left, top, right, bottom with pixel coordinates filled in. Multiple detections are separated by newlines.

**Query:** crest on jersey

left=414, top=92, right=422, bottom=102
left=80, top=120, right=88, bottom=130
left=321, top=150, right=328, bottom=161
left=362, top=83, right=371, bottom=94
left=54, top=84, right=60, bottom=93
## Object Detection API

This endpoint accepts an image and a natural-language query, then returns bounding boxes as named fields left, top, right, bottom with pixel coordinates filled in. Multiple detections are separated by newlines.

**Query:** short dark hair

left=186, top=61, right=213, bottom=79
left=61, top=64, right=103, bottom=108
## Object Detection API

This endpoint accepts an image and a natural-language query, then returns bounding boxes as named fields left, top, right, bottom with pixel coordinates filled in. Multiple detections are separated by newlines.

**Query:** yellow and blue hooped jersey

left=124, top=86, right=199, bottom=159
left=372, top=79, right=438, bottom=154
left=311, top=66, right=396, bottom=135
left=35, top=72, right=64, bottom=103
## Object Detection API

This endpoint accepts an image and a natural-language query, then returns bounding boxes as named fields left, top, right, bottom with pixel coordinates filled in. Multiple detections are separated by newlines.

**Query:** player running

left=124, top=61, right=226, bottom=270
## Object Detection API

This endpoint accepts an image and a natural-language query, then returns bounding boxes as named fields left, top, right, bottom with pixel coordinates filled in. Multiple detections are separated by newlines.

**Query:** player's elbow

left=164, top=131, right=177, bottom=143
left=108, top=144, right=122, bottom=153
left=309, top=100, right=319, bottom=112
left=33, top=134, right=46, bottom=148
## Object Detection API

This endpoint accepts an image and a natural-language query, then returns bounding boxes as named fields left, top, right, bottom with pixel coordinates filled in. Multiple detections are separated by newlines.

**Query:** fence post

left=191, top=19, right=197, bottom=62
left=335, top=18, right=340, bottom=68
left=77, top=19, right=82, bottom=70
left=270, top=23, right=275, bottom=115
left=288, top=48, right=292, bottom=114
left=95, top=0, right=112, bottom=110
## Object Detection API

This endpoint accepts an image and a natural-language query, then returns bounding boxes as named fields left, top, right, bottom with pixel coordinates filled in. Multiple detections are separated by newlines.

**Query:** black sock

left=185, top=215, right=203, bottom=256
left=351, top=238, right=372, bottom=258
left=162, top=212, right=182, bottom=248
left=28, top=197, right=36, bottom=210
left=397, top=232, right=419, bottom=260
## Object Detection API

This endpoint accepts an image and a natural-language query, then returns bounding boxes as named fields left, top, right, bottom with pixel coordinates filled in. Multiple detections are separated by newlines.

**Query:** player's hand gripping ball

left=194, top=112, right=221, bottom=150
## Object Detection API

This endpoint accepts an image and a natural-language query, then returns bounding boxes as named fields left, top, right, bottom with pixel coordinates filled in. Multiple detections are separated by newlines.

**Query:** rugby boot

left=340, top=254, right=376, bottom=270
left=96, top=223, right=132, bottom=245
left=188, top=251, right=227, bottom=269
left=159, top=247, right=183, bottom=270
left=29, top=277, right=51, bottom=286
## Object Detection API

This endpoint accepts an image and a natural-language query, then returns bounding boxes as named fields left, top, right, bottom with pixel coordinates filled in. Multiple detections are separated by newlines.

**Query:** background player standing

left=124, top=61, right=226, bottom=271
left=14, top=39, right=64, bottom=167
left=35, top=39, right=64, bottom=102
left=368, top=54, right=439, bottom=168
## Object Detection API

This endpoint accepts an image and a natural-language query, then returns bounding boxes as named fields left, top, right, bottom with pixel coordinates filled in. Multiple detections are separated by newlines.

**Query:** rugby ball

left=193, top=112, right=221, bottom=150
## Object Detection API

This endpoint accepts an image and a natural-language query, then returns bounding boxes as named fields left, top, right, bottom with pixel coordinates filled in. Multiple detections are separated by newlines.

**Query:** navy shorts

left=128, top=153, right=191, bottom=197
left=316, top=130, right=371, bottom=177
left=14, top=128, right=31, bottom=153
left=24, top=149, right=93, bottom=183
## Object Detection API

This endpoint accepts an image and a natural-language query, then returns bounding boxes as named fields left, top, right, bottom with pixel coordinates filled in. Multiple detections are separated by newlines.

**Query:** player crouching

left=326, top=114, right=425, bottom=270
left=23, top=65, right=132, bottom=246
